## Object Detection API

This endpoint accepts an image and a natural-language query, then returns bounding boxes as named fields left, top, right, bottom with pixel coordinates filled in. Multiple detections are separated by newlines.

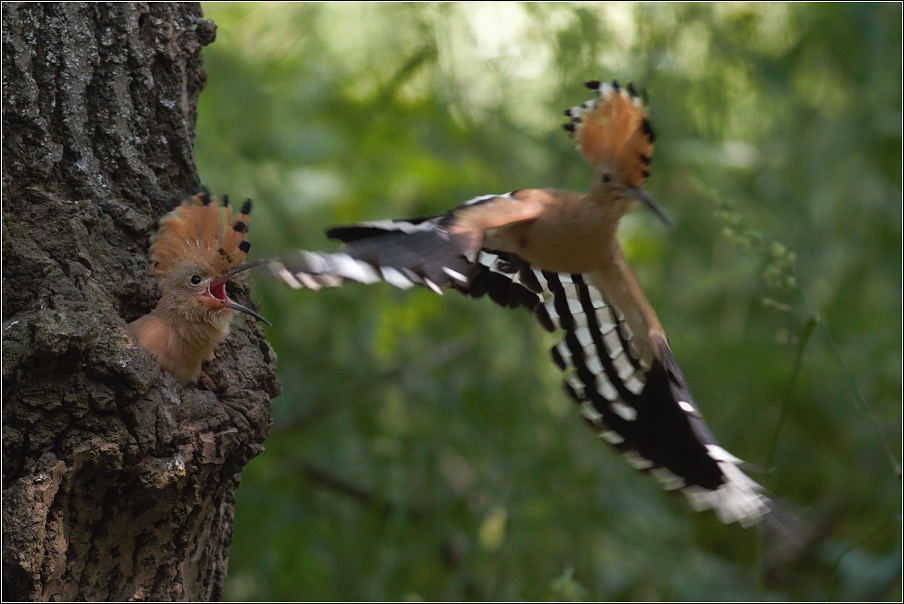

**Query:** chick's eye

left=190, top=275, right=203, bottom=286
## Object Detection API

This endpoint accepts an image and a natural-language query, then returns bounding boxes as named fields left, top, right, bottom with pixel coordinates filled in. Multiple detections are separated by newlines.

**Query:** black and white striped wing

left=268, top=193, right=533, bottom=296
left=444, top=250, right=773, bottom=526
left=534, top=271, right=771, bottom=527
left=454, top=253, right=772, bottom=526
left=269, top=215, right=471, bottom=295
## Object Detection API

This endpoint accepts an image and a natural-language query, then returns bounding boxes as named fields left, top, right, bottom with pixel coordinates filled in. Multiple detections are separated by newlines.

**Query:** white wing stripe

left=297, top=272, right=323, bottom=291
left=276, top=267, right=302, bottom=289
left=380, top=267, right=414, bottom=289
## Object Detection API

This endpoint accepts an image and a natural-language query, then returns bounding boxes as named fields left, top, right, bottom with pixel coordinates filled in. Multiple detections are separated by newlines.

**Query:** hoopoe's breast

left=491, top=195, right=618, bottom=275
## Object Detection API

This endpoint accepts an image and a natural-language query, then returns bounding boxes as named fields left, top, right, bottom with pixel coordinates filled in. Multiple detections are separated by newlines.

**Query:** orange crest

left=564, top=80, right=655, bottom=189
left=149, top=191, right=253, bottom=280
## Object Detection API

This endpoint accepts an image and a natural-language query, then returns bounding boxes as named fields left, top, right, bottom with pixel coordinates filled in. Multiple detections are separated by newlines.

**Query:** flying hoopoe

left=269, top=80, right=785, bottom=529
left=128, top=192, right=270, bottom=385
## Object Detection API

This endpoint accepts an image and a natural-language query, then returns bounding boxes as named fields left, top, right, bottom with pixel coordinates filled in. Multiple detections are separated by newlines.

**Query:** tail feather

left=761, top=499, right=816, bottom=563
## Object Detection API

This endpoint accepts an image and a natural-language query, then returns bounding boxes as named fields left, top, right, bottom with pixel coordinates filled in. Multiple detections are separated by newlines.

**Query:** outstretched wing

left=455, top=255, right=773, bottom=526
left=534, top=270, right=771, bottom=526
left=457, top=252, right=772, bottom=526
left=268, top=192, right=546, bottom=294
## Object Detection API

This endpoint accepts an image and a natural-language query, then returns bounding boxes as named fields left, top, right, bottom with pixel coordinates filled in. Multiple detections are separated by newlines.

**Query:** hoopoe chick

left=128, top=192, right=270, bottom=385
left=268, top=80, right=798, bottom=533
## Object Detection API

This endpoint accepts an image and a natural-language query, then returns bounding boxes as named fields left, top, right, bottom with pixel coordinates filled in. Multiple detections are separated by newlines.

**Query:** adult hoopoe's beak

left=625, top=187, right=673, bottom=228
left=207, top=259, right=273, bottom=326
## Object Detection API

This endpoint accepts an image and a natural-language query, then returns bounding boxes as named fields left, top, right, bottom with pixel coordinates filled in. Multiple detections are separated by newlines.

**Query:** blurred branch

left=380, top=336, right=475, bottom=382
left=377, top=42, right=438, bottom=106
left=766, top=316, right=817, bottom=470
left=825, top=515, right=899, bottom=601
left=271, top=339, right=474, bottom=437
left=296, top=458, right=425, bottom=522
left=697, top=178, right=901, bottom=477
left=799, top=291, right=903, bottom=477
left=272, top=403, right=332, bottom=436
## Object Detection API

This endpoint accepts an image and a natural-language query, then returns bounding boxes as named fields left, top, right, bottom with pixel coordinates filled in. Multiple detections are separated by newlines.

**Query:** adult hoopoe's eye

left=190, top=275, right=203, bottom=286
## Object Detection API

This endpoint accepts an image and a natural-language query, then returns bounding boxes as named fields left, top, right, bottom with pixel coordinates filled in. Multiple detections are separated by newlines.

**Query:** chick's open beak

left=208, top=259, right=273, bottom=326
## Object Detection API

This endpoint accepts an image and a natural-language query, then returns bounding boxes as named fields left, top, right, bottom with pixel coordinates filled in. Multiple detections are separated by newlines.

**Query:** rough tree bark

left=2, top=3, right=279, bottom=600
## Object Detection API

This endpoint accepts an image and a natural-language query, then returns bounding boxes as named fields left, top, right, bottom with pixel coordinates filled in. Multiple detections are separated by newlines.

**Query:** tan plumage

left=572, top=80, right=654, bottom=190
left=128, top=192, right=269, bottom=385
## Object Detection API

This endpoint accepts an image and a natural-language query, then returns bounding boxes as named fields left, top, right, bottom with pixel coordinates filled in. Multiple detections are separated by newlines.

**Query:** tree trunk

left=2, top=3, right=279, bottom=600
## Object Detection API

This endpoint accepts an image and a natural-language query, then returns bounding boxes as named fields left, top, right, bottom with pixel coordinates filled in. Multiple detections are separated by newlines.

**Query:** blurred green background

left=194, top=3, right=901, bottom=601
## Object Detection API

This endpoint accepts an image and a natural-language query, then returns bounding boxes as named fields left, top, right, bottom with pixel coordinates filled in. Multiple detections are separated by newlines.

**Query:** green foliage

left=196, top=3, right=901, bottom=600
